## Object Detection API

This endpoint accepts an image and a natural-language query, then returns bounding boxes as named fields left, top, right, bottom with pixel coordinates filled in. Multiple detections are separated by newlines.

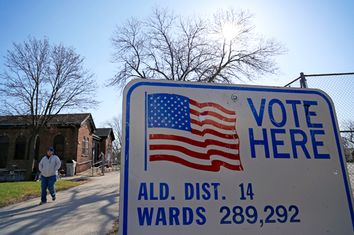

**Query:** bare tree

left=104, top=116, right=122, bottom=166
left=342, top=121, right=354, bottom=146
left=109, top=8, right=283, bottom=87
left=342, top=121, right=354, bottom=162
left=0, top=37, right=98, bottom=178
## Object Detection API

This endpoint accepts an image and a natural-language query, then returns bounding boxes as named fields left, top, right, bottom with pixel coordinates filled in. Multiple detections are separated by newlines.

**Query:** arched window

left=14, top=135, right=27, bottom=160
left=0, top=136, right=9, bottom=168
left=53, top=135, right=65, bottom=159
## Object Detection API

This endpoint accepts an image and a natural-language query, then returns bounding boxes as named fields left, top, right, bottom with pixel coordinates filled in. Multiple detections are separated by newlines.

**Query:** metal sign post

left=119, top=80, right=354, bottom=235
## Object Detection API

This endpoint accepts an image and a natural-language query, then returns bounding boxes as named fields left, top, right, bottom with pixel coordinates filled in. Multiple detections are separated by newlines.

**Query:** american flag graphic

left=146, top=93, right=243, bottom=172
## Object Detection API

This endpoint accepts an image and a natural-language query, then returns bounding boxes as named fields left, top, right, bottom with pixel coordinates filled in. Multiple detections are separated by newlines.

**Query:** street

left=0, top=171, right=120, bottom=235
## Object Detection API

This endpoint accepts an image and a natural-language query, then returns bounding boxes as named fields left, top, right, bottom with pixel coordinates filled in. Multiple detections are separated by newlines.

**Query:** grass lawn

left=0, top=179, right=84, bottom=207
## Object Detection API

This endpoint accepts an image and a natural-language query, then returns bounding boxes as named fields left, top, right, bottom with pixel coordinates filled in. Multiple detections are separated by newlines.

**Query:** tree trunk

left=25, top=134, right=37, bottom=180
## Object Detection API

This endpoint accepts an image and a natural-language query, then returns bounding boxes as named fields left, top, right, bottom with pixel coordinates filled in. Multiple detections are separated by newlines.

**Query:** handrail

left=91, top=152, right=106, bottom=176
left=76, top=160, right=92, bottom=166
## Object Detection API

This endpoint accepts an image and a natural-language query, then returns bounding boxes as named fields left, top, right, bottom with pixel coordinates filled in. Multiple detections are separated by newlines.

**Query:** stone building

left=0, top=113, right=115, bottom=181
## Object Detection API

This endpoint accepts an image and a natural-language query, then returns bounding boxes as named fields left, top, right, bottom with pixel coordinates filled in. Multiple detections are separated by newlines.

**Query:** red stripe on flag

left=191, top=118, right=236, bottom=130
left=190, top=99, right=235, bottom=115
left=149, top=134, right=239, bottom=149
left=191, top=129, right=239, bottom=139
left=150, top=144, right=240, bottom=160
left=189, top=109, right=236, bottom=122
left=150, top=155, right=243, bottom=172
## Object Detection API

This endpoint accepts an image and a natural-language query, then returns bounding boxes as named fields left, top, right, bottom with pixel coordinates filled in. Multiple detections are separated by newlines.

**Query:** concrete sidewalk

left=0, top=171, right=120, bottom=235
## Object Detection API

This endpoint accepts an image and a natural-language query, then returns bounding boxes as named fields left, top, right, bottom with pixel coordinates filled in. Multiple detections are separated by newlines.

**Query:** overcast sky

left=1, top=0, right=353, bottom=126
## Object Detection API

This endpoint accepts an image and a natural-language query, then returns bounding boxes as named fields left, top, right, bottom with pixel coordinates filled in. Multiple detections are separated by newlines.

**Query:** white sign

left=119, top=80, right=354, bottom=235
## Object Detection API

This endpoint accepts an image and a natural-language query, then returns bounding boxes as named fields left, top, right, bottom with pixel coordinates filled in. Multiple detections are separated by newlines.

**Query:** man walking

left=38, top=147, right=61, bottom=205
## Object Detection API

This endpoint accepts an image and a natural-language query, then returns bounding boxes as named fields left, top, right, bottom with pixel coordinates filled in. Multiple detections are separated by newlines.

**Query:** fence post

left=300, top=72, right=308, bottom=88
left=101, top=153, right=105, bottom=176
left=91, top=157, right=94, bottom=177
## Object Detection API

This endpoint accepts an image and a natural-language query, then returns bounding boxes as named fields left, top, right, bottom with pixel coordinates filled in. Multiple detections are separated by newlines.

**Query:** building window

left=14, top=135, right=27, bottom=160
left=82, top=137, right=89, bottom=156
left=0, top=136, right=9, bottom=168
left=53, top=135, right=65, bottom=159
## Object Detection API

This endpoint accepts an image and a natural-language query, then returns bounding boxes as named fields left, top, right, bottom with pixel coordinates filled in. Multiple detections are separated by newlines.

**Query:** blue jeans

left=41, top=175, right=57, bottom=203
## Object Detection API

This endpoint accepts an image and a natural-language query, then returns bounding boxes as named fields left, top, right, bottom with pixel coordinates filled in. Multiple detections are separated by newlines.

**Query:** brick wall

left=0, top=118, right=109, bottom=176
left=0, top=125, right=81, bottom=173
left=40, top=126, right=78, bottom=162
left=76, top=120, right=94, bottom=173
left=0, top=127, right=35, bottom=170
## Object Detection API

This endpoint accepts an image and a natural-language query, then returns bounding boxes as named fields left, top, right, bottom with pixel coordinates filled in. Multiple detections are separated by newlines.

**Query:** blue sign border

left=122, top=80, right=354, bottom=235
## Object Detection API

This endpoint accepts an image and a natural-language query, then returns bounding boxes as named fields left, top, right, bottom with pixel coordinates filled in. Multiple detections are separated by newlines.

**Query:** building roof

left=0, top=113, right=95, bottom=129
left=94, top=128, right=115, bottom=141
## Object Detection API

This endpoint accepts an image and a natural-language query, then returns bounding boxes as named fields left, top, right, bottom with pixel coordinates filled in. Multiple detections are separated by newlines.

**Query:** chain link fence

left=285, top=72, right=354, bottom=192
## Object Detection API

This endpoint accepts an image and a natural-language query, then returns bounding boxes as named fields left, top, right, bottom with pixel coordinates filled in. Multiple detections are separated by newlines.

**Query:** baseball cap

left=48, top=147, right=55, bottom=152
